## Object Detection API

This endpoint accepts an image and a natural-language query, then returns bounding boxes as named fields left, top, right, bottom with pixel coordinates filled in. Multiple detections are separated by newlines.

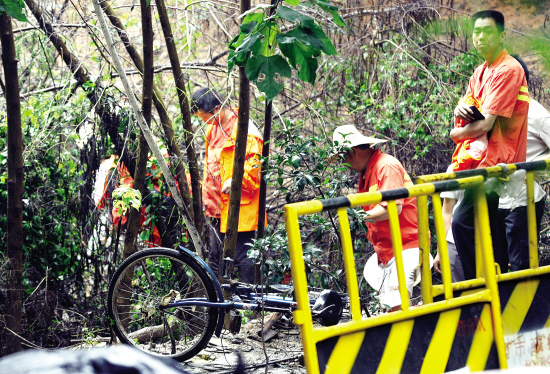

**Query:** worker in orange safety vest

left=92, top=137, right=180, bottom=247
left=191, top=88, right=266, bottom=284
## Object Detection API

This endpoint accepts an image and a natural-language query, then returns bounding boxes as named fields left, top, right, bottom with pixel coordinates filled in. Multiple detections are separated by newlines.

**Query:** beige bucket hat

left=332, top=125, right=387, bottom=148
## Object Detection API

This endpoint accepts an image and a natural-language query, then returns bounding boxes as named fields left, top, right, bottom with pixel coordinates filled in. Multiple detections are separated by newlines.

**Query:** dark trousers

left=207, top=218, right=256, bottom=284
left=452, top=189, right=504, bottom=280
left=498, top=199, right=546, bottom=271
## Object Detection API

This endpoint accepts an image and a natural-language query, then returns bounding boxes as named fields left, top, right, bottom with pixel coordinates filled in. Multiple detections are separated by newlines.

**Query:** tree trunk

left=122, top=0, right=154, bottom=258
left=255, top=100, right=272, bottom=283
left=257, top=100, right=272, bottom=239
left=155, top=0, right=204, bottom=251
left=1, top=11, right=23, bottom=355
left=99, top=1, right=204, bottom=256
left=222, top=0, right=252, bottom=274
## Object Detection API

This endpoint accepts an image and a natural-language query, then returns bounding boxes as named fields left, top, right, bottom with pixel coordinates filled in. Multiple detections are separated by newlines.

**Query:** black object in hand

left=469, top=105, right=485, bottom=121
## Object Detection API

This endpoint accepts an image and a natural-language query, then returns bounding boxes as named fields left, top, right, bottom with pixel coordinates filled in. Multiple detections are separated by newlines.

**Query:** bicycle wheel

left=108, top=248, right=218, bottom=361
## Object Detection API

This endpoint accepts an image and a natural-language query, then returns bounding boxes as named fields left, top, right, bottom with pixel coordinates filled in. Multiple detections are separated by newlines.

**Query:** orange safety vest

left=202, top=111, right=238, bottom=218
left=219, top=120, right=266, bottom=233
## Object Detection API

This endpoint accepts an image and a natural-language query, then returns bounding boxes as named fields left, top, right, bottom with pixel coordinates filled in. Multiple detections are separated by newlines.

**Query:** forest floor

left=73, top=313, right=310, bottom=373
left=178, top=316, right=307, bottom=374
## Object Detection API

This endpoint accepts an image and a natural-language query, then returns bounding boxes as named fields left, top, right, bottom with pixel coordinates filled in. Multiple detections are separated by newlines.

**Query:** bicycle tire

left=107, top=247, right=218, bottom=361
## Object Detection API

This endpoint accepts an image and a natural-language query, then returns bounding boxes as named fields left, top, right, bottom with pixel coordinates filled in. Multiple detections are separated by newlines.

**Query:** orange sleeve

left=481, top=67, right=523, bottom=118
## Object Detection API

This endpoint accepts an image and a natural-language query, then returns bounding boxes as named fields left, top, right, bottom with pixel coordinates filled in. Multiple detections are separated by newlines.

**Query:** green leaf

left=283, top=0, right=300, bottom=6
left=277, top=6, right=314, bottom=29
left=245, top=55, right=291, bottom=102
left=258, top=22, right=279, bottom=56
left=240, top=20, right=258, bottom=34
left=242, top=12, right=264, bottom=25
left=315, top=0, right=345, bottom=27
left=277, top=33, right=319, bottom=84
left=0, top=0, right=28, bottom=22
left=297, top=55, right=318, bottom=84
left=297, top=177, right=306, bottom=191
left=228, top=32, right=262, bottom=70
left=278, top=27, right=323, bottom=57
left=298, top=26, right=326, bottom=52
left=238, top=32, right=263, bottom=57
left=310, top=24, right=337, bottom=55
left=290, top=155, right=301, bottom=168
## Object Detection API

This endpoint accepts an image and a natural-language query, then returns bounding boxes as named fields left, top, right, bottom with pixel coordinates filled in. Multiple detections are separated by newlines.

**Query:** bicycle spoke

left=108, top=249, right=218, bottom=360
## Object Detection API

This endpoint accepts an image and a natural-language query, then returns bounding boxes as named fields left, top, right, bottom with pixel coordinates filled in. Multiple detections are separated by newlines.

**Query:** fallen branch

left=110, top=63, right=227, bottom=78
left=13, top=23, right=86, bottom=33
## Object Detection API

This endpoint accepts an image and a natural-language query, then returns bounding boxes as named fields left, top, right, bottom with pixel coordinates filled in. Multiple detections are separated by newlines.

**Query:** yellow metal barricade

left=284, top=158, right=550, bottom=373
left=418, top=159, right=550, bottom=368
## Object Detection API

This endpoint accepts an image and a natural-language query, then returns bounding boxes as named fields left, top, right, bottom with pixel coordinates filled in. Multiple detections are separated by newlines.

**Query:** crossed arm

left=450, top=103, right=497, bottom=142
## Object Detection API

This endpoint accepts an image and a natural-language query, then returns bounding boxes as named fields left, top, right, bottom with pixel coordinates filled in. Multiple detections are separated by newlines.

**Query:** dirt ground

left=177, top=316, right=307, bottom=374
left=74, top=314, right=311, bottom=373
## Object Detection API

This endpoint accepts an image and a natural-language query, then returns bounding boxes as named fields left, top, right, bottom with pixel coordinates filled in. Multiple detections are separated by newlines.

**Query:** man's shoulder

left=373, top=152, right=404, bottom=170
left=493, top=53, right=523, bottom=76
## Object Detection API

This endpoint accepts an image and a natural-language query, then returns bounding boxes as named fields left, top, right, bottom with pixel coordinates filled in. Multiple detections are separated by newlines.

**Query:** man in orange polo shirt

left=451, top=10, right=529, bottom=279
left=191, top=88, right=264, bottom=284
left=333, top=125, right=420, bottom=309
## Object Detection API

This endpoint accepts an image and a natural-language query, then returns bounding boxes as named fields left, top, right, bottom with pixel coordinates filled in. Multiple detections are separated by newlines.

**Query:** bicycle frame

left=166, top=246, right=333, bottom=324
left=162, top=293, right=297, bottom=314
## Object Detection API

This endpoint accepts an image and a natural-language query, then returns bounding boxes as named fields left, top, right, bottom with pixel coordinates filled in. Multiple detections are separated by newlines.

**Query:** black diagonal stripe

left=498, top=279, right=517, bottom=313
left=433, top=180, right=461, bottom=193
left=317, top=336, right=339, bottom=374
left=515, top=160, right=548, bottom=172
left=401, top=312, right=440, bottom=372
left=454, top=168, right=489, bottom=179
left=348, top=323, right=392, bottom=374
left=445, top=303, right=486, bottom=372
left=380, top=187, right=409, bottom=200
left=484, top=342, right=499, bottom=370
left=321, top=196, right=351, bottom=211
left=520, top=276, right=550, bottom=333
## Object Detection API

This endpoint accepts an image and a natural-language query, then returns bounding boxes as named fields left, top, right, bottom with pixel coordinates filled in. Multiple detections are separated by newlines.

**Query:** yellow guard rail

left=284, top=158, right=550, bottom=373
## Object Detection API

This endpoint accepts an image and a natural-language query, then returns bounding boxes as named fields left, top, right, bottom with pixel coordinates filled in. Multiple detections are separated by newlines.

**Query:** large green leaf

left=245, top=55, right=291, bottom=102
left=242, top=12, right=264, bottom=26
left=258, top=21, right=279, bottom=57
left=228, top=32, right=262, bottom=70
left=277, top=6, right=314, bottom=29
left=277, top=37, right=318, bottom=84
left=309, top=24, right=337, bottom=55
left=277, top=27, right=323, bottom=57
left=297, top=55, right=318, bottom=83
left=228, top=21, right=258, bottom=53
left=0, top=0, right=28, bottom=22
left=315, top=0, right=345, bottom=27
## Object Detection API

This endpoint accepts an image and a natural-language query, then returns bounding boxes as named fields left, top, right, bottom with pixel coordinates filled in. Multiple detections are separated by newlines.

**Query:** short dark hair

left=354, top=143, right=371, bottom=150
left=512, top=55, right=530, bottom=85
left=190, top=88, right=223, bottom=114
left=472, top=10, right=505, bottom=34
